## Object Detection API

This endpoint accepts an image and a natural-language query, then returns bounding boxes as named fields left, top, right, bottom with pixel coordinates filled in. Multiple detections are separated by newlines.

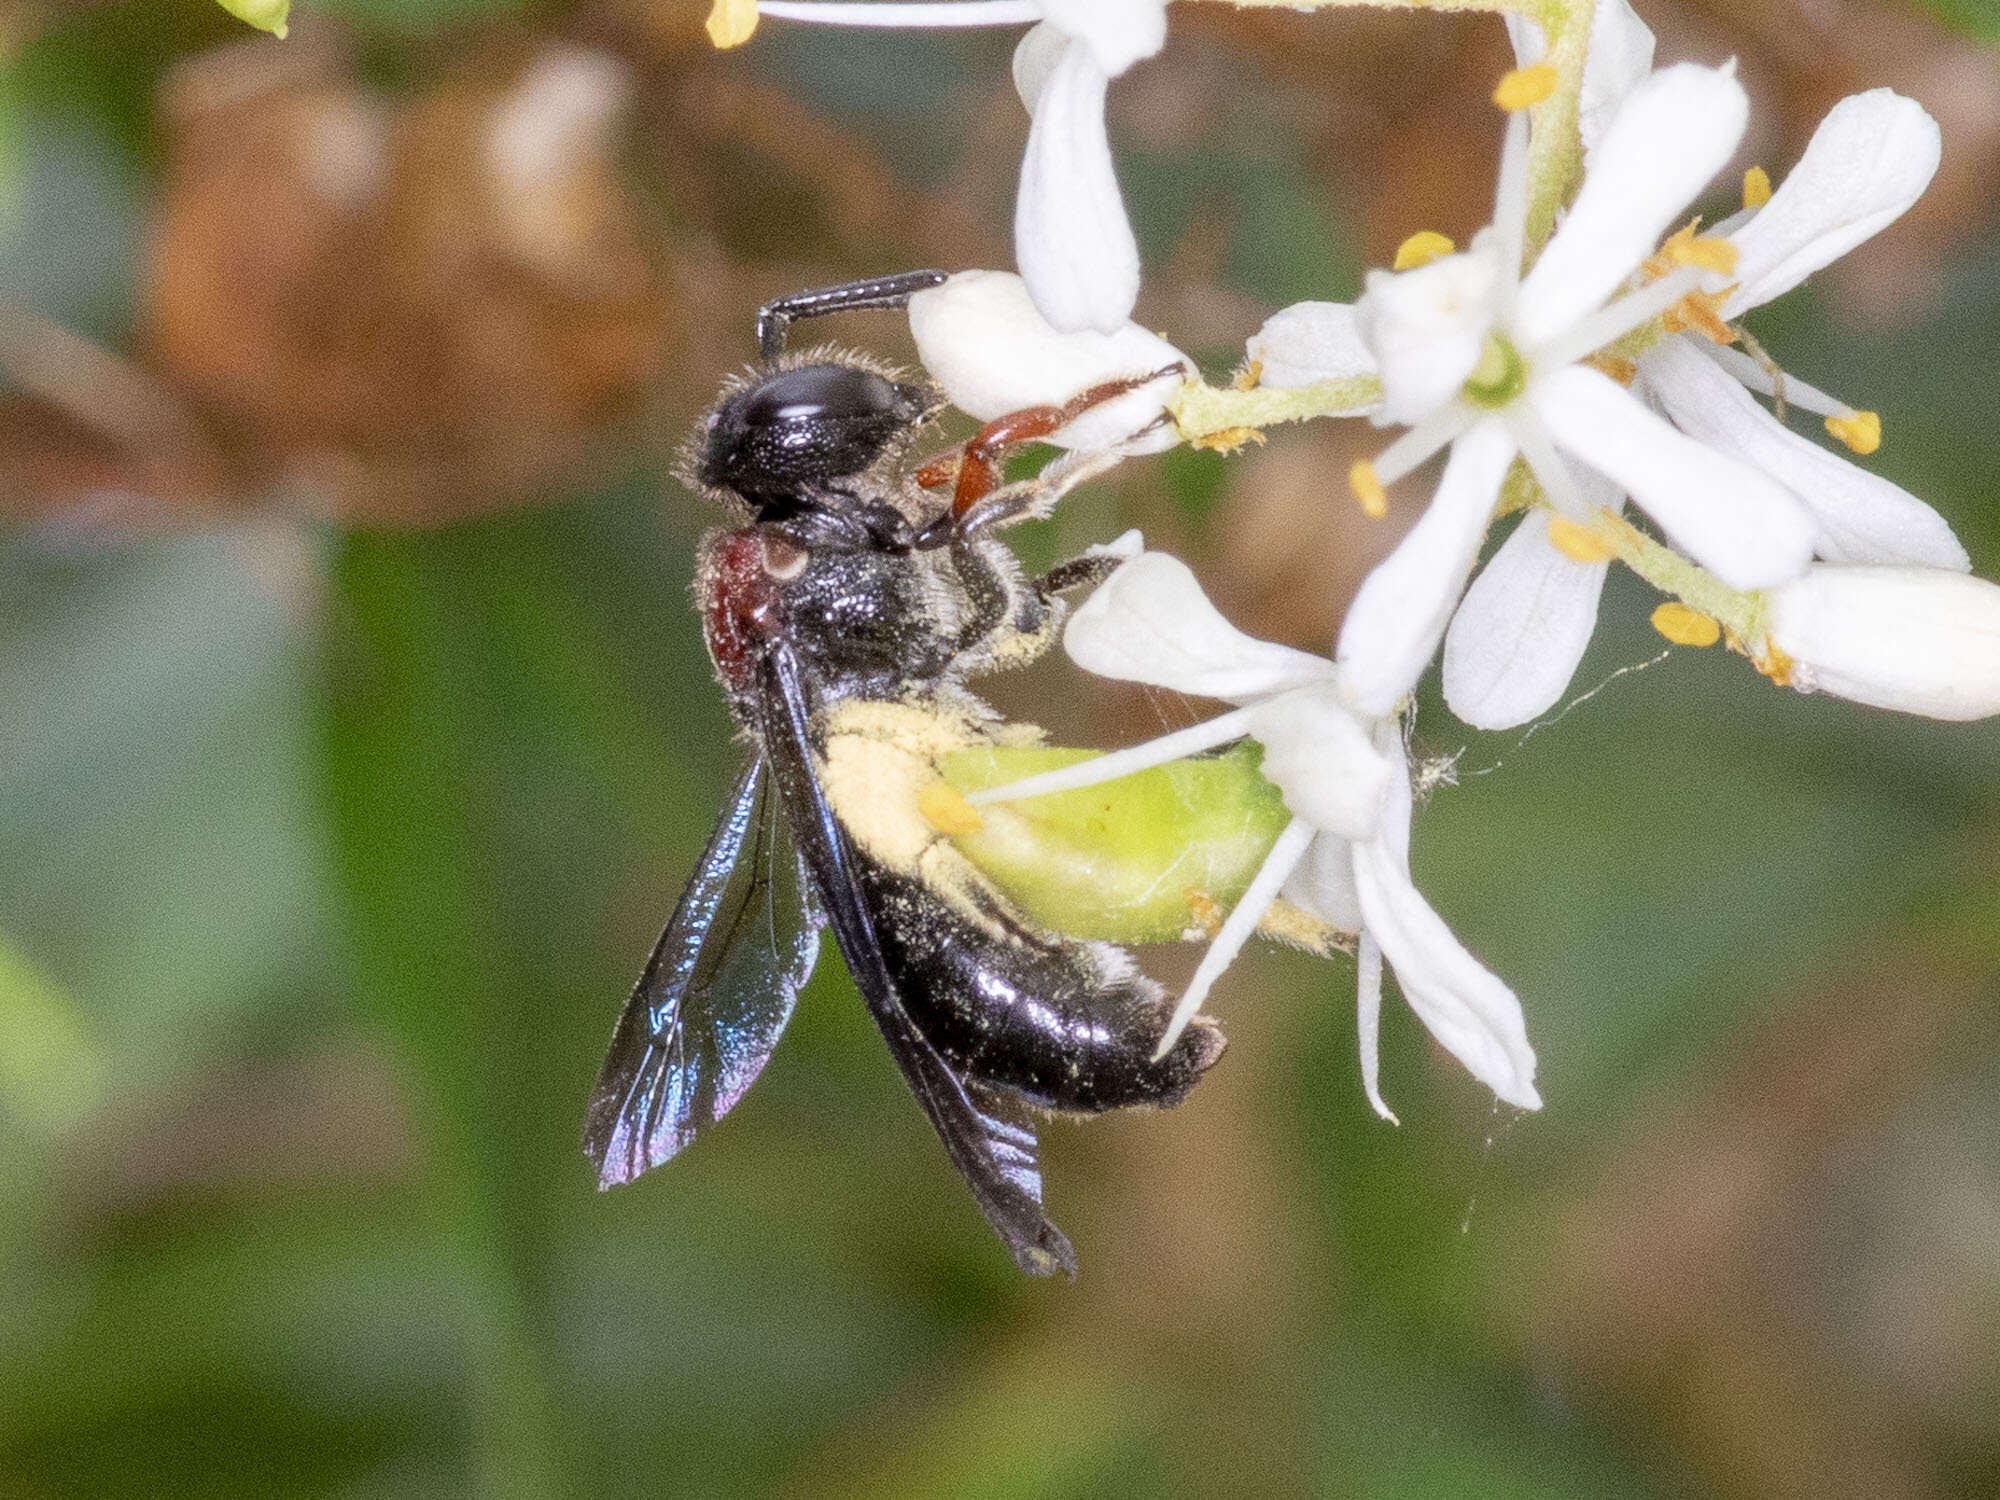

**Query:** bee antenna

left=756, top=269, right=950, bottom=363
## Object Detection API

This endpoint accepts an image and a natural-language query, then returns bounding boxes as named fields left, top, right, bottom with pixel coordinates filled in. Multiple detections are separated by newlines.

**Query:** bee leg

left=1036, top=552, right=1124, bottom=595
left=946, top=364, right=1186, bottom=518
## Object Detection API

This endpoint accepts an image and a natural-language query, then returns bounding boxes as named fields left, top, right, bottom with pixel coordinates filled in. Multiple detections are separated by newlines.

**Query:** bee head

left=696, top=359, right=935, bottom=519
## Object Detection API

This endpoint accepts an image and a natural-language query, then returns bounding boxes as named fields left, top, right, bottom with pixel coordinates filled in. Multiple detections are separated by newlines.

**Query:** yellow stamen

left=1493, top=64, right=1557, bottom=111
left=918, top=781, right=983, bottom=836
left=705, top=0, right=759, bottom=47
left=1753, top=642, right=1795, bottom=687
left=1546, top=516, right=1618, bottom=563
left=1232, top=359, right=1263, bottom=392
left=1190, top=425, right=1265, bottom=454
left=1666, top=234, right=1738, bottom=275
left=1825, top=410, right=1882, bottom=455
left=1663, top=287, right=1735, bottom=345
left=1651, top=601, right=1722, bottom=648
left=1349, top=460, right=1388, bottom=519
left=1742, top=166, right=1773, bottom=211
left=1393, top=231, right=1456, bottom=271
left=1583, top=353, right=1637, bottom=385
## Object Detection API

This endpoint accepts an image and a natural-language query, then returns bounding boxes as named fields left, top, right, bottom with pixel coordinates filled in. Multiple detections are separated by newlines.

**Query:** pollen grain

left=1394, top=231, right=1456, bottom=271
left=1826, top=410, right=1882, bottom=455
left=1493, top=65, right=1557, bottom=111
left=1349, top=460, right=1389, bottom=519
left=1650, top=601, right=1722, bottom=648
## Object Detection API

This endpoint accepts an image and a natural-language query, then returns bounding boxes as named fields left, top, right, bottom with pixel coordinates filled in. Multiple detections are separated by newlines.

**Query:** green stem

left=1520, top=0, right=1593, bottom=253
left=1169, top=374, right=1383, bottom=443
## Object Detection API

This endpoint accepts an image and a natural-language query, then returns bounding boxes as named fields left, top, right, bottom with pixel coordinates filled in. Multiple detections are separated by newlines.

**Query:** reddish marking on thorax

left=700, top=529, right=780, bottom=692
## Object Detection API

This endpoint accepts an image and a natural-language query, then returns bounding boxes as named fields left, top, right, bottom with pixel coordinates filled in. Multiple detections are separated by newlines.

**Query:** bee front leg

left=1036, top=552, right=1124, bottom=596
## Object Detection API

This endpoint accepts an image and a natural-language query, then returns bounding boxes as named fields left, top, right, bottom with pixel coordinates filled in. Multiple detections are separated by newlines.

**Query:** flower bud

left=908, top=270, right=1189, bottom=452
left=1766, top=565, right=2000, bottom=720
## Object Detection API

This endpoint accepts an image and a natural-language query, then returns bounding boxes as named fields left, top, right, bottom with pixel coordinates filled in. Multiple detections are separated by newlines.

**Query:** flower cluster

left=708, top=0, right=2000, bottom=1117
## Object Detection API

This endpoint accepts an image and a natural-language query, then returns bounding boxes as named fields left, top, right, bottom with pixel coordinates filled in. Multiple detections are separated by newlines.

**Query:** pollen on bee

left=1826, top=410, right=1882, bottom=455
left=1492, top=64, right=1556, bottom=111
left=1184, top=889, right=1225, bottom=938
left=918, top=780, right=984, bottom=836
left=1742, top=166, right=1773, bottom=210
left=1349, top=460, right=1389, bottom=519
left=1232, top=359, right=1264, bottom=392
left=1393, top=231, right=1456, bottom=271
left=1650, top=601, right=1722, bottom=648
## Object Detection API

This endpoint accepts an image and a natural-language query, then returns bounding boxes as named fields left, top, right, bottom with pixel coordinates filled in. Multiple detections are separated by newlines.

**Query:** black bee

left=582, top=271, right=1222, bottom=1275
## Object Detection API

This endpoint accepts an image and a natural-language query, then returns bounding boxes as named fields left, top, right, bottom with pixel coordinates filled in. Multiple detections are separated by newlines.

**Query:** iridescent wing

left=757, top=643, right=1076, bottom=1276
left=583, top=758, right=824, bottom=1188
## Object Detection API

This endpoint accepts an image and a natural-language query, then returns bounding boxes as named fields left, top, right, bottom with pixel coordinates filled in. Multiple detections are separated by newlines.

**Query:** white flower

left=1633, top=91, right=1962, bottom=570
left=965, top=548, right=1541, bottom=1119
left=1325, top=64, right=1826, bottom=734
left=1449, top=24, right=1966, bottom=728
left=750, top=0, right=1168, bottom=333
left=1764, top=565, right=2000, bottom=721
left=908, top=269, right=1191, bottom=452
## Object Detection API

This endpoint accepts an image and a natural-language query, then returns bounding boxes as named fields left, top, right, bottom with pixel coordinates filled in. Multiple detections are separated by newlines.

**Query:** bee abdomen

left=856, top=863, right=1226, bottom=1113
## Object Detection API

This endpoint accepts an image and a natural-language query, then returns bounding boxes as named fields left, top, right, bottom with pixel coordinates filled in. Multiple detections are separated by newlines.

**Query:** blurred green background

left=3, top=0, right=2000, bottom=1495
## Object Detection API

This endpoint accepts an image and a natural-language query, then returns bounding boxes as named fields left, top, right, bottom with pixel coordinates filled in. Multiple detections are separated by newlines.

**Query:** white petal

left=1156, top=817, right=1315, bottom=1056
left=1507, top=0, right=1655, bottom=156
left=1010, top=19, right=1068, bottom=111
left=1443, top=507, right=1612, bottom=729
left=1768, top=565, right=2000, bottom=721
left=1243, top=684, right=1395, bottom=842
left=1246, top=301, right=1379, bottom=390
left=1036, top=0, right=1167, bottom=76
left=1013, top=37, right=1140, bottom=334
left=759, top=1, right=1044, bottom=26
left=1355, top=930, right=1397, bottom=1123
left=1533, top=363, right=1816, bottom=589
left=1725, top=90, right=1941, bottom=316
left=1642, top=338, right=1969, bottom=570
left=1336, top=419, right=1517, bottom=717
left=1515, top=63, right=1748, bottom=348
left=1350, top=758, right=1541, bottom=1110
left=1355, top=250, right=1503, bottom=426
left=1063, top=551, right=1336, bottom=702
left=907, top=270, right=1189, bottom=451
left=1280, top=831, right=1362, bottom=933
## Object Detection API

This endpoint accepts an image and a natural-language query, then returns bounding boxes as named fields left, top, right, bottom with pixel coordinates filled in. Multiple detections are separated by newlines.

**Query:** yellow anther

left=1826, top=410, right=1882, bottom=455
left=1493, top=64, right=1557, bottom=111
left=1349, top=460, right=1388, bottom=519
left=1753, top=641, right=1795, bottom=687
left=1667, top=234, right=1738, bottom=275
left=1393, top=231, right=1456, bottom=271
left=1663, top=287, right=1735, bottom=345
left=705, top=0, right=759, bottom=47
left=1190, top=425, right=1265, bottom=454
left=1742, top=166, right=1773, bottom=211
left=1545, top=516, right=1619, bottom=563
left=918, top=781, right=983, bottom=836
left=1650, top=602, right=1722, bottom=648
left=1232, top=359, right=1263, bottom=391
left=1583, top=353, right=1637, bottom=385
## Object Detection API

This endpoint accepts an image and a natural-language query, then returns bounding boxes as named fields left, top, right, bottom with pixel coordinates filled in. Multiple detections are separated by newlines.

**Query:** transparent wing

left=583, top=758, right=825, bottom=1188
left=757, top=644, right=1075, bottom=1276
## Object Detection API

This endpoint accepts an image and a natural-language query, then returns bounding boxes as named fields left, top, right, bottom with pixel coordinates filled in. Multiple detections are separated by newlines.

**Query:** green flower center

left=1462, top=332, right=1527, bottom=408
